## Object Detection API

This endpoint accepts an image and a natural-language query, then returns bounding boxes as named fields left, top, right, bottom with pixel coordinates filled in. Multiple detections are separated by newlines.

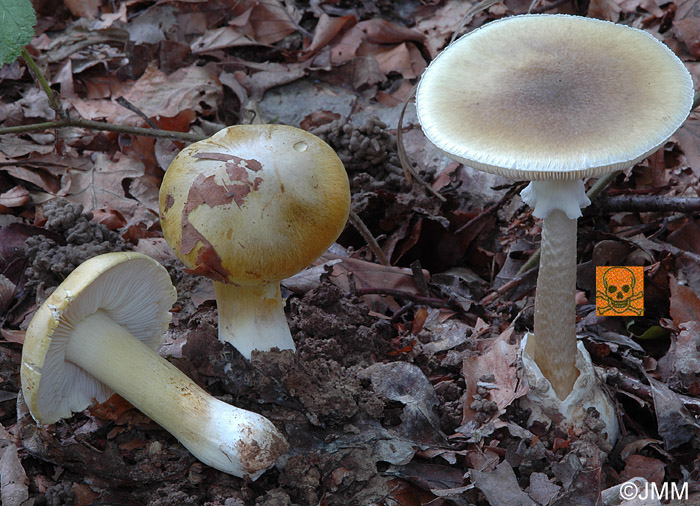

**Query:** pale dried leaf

left=0, top=186, right=30, bottom=210
left=0, top=444, right=29, bottom=506
left=471, top=461, right=537, bottom=506
left=191, top=27, right=258, bottom=53
left=587, top=0, right=622, bottom=21
left=64, top=0, right=100, bottom=19
left=462, top=326, right=525, bottom=422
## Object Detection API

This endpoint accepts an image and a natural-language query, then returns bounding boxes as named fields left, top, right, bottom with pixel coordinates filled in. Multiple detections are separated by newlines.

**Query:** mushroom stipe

left=416, top=14, right=694, bottom=442
left=159, top=124, right=351, bottom=359
left=20, top=252, right=288, bottom=479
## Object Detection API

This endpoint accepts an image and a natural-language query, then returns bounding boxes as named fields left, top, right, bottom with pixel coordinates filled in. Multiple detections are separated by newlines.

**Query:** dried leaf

left=587, top=0, right=622, bottom=21
left=0, top=444, right=29, bottom=506
left=361, top=361, right=444, bottom=446
left=471, top=461, right=537, bottom=506
left=528, top=472, right=561, bottom=505
left=669, top=275, right=700, bottom=327
left=232, top=0, right=299, bottom=45
left=648, top=377, right=700, bottom=449
left=305, top=14, right=356, bottom=54
left=620, top=454, right=665, bottom=485
left=0, top=186, right=30, bottom=211
left=70, top=63, right=221, bottom=125
left=64, top=0, right=100, bottom=19
left=191, top=27, right=258, bottom=53
left=462, top=326, right=526, bottom=423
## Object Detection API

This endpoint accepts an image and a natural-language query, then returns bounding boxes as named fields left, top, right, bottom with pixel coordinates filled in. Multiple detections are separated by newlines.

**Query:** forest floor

left=1, top=0, right=700, bottom=505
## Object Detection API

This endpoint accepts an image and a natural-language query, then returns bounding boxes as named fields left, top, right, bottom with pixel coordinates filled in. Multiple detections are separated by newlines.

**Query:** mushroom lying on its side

left=20, top=252, right=288, bottom=479
left=416, top=14, right=694, bottom=441
left=159, top=124, right=351, bottom=359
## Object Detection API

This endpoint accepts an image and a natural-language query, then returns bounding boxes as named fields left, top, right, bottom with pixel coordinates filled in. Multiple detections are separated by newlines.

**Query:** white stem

left=533, top=209, right=580, bottom=400
left=65, top=310, right=288, bottom=479
left=213, top=281, right=296, bottom=360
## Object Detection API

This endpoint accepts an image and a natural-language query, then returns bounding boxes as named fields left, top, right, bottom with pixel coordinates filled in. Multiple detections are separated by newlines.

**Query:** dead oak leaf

left=462, top=326, right=526, bottom=423
left=414, top=0, right=475, bottom=58
left=331, top=19, right=424, bottom=66
left=587, top=0, right=622, bottom=21
left=0, top=186, right=30, bottom=212
left=69, top=63, right=221, bottom=126
left=63, top=152, right=157, bottom=229
left=669, top=275, right=700, bottom=327
left=191, top=26, right=259, bottom=53
left=304, top=13, right=356, bottom=55
left=230, top=0, right=300, bottom=45
left=374, top=42, right=426, bottom=79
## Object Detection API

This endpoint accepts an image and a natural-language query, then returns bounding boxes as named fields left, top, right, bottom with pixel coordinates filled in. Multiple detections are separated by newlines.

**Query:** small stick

left=348, top=210, right=390, bottom=266
left=354, top=287, right=453, bottom=309
left=410, top=260, right=430, bottom=295
left=0, top=117, right=205, bottom=142
left=596, top=195, right=700, bottom=213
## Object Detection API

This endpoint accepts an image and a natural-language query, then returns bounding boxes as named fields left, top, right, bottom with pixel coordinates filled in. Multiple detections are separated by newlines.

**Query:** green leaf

left=0, top=0, right=37, bottom=65
left=634, top=325, right=669, bottom=341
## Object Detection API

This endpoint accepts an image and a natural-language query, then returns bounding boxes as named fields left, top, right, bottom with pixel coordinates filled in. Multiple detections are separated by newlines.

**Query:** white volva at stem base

left=213, top=281, right=296, bottom=360
left=65, top=310, right=288, bottom=479
left=521, top=179, right=591, bottom=400
left=520, top=333, right=619, bottom=445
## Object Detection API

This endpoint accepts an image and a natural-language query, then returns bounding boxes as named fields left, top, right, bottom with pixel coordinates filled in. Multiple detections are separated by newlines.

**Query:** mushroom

left=20, top=252, right=288, bottom=479
left=416, top=14, right=693, bottom=439
left=159, top=124, right=351, bottom=359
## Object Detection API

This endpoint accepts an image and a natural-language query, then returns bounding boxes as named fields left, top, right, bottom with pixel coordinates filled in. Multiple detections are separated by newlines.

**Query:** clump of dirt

left=24, top=199, right=129, bottom=295
left=168, top=279, right=405, bottom=505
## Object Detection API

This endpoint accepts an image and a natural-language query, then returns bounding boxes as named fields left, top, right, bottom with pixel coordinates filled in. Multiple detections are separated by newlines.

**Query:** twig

left=480, top=267, right=537, bottom=305
left=116, top=97, right=159, bottom=130
left=396, top=89, right=446, bottom=202
left=596, top=195, right=700, bottom=213
left=20, top=48, right=65, bottom=119
left=410, top=260, right=429, bottom=295
left=6, top=48, right=205, bottom=143
left=456, top=183, right=523, bottom=234
left=0, top=117, right=205, bottom=142
left=347, top=210, right=390, bottom=266
left=353, top=287, right=453, bottom=308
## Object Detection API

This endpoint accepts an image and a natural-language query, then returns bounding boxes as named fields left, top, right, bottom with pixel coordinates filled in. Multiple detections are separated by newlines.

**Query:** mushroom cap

left=159, top=124, right=351, bottom=286
left=21, top=252, right=176, bottom=424
left=415, top=14, right=694, bottom=180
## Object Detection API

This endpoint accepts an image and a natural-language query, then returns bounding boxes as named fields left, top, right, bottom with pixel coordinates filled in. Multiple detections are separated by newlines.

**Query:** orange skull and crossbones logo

left=596, top=266, right=644, bottom=316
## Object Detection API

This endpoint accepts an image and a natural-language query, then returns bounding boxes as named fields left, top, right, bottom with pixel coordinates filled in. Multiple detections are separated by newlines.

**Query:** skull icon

left=596, top=266, right=644, bottom=316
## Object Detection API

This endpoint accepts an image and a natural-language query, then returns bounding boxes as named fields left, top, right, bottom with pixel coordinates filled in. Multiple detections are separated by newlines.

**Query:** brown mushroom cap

left=159, top=124, right=350, bottom=286
left=416, top=14, right=694, bottom=180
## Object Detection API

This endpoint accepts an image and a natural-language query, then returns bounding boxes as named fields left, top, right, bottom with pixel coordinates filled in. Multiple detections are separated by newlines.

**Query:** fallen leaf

left=528, top=472, right=561, bottom=505
left=471, top=461, right=537, bottom=506
left=0, top=444, right=29, bottom=506
left=648, top=376, right=700, bottom=449
left=669, top=275, right=700, bottom=327
left=304, top=14, right=356, bottom=54
left=70, top=63, right=221, bottom=126
left=190, top=27, right=258, bottom=53
left=462, top=326, right=526, bottom=423
left=231, top=0, right=299, bottom=45
left=361, top=361, right=445, bottom=446
left=64, top=0, right=100, bottom=19
left=620, top=454, right=665, bottom=485
left=0, top=186, right=30, bottom=212
left=588, top=0, right=622, bottom=21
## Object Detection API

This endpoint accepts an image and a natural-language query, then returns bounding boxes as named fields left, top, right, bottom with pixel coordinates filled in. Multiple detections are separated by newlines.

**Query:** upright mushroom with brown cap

left=20, top=252, right=288, bottom=479
left=416, top=14, right=694, bottom=440
left=159, top=124, right=351, bottom=359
